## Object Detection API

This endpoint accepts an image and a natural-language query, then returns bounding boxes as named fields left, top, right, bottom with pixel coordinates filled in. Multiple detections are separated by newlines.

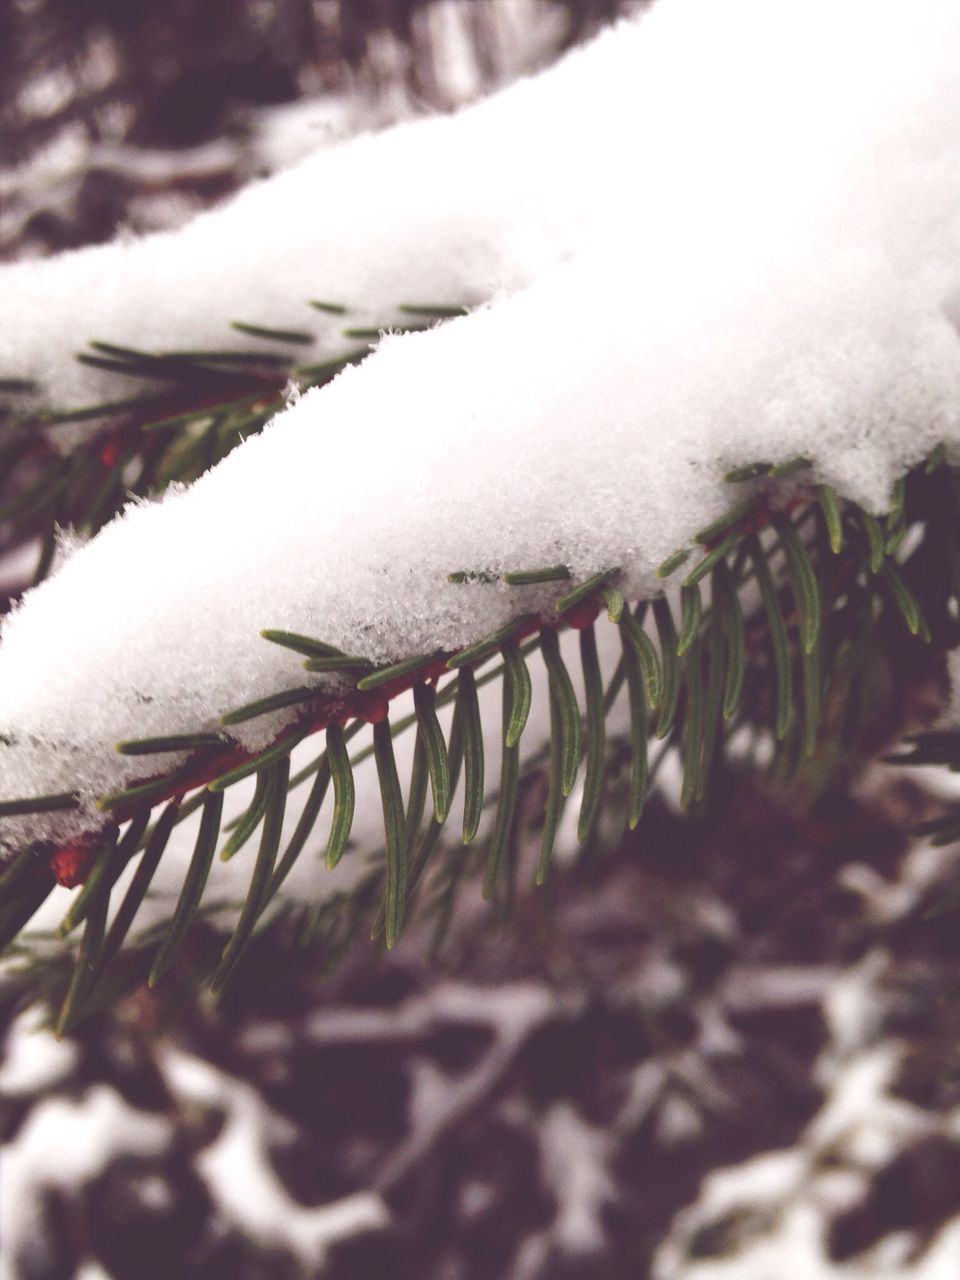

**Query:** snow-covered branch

left=1, top=0, right=959, bottom=859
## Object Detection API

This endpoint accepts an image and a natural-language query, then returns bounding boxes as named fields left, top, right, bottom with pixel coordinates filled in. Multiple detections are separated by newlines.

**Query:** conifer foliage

left=0, top=0, right=958, bottom=1035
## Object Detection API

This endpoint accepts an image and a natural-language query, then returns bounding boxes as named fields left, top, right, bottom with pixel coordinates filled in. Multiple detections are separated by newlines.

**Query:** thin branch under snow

left=1, top=0, right=959, bottom=850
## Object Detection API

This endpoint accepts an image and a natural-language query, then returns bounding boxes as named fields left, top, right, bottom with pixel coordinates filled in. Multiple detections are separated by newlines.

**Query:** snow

left=654, top=1042, right=960, bottom=1280
left=837, top=838, right=960, bottom=925
left=0, top=1005, right=78, bottom=1095
left=303, top=979, right=554, bottom=1044
left=305, top=979, right=556, bottom=1195
left=3, top=0, right=957, bottom=411
left=0, top=6, right=647, bottom=408
left=74, top=1264, right=116, bottom=1280
left=538, top=1103, right=617, bottom=1254
left=0, top=1086, right=170, bottom=1277
left=820, top=951, right=887, bottom=1061
left=74, top=1264, right=115, bottom=1280
left=653, top=831, right=960, bottom=1280
left=1, top=0, right=960, bottom=850
left=159, top=1048, right=389, bottom=1265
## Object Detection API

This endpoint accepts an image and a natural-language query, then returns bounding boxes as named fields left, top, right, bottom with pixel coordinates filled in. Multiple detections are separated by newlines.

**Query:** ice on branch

left=1, top=0, right=960, bottom=852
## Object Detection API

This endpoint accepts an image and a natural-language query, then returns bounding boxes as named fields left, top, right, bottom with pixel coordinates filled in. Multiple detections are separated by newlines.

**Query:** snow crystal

left=1, top=0, right=959, bottom=847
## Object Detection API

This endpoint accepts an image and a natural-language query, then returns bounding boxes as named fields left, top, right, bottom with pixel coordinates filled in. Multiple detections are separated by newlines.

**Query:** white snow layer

left=159, top=1048, right=389, bottom=1264
left=0, top=1086, right=170, bottom=1275
left=1, top=0, right=960, bottom=844
left=0, top=1005, right=78, bottom=1095
left=0, top=1, right=644, bottom=407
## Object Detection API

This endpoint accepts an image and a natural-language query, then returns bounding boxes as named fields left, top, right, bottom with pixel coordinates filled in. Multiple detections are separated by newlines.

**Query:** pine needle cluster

left=1, top=334, right=957, bottom=1030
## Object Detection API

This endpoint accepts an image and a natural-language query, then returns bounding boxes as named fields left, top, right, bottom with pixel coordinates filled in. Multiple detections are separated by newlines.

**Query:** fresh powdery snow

left=1, top=0, right=960, bottom=852
left=1, top=0, right=958, bottom=411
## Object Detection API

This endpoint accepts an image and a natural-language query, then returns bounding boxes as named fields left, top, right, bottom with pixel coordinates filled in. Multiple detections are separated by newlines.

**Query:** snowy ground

left=3, top=763, right=959, bottom=1279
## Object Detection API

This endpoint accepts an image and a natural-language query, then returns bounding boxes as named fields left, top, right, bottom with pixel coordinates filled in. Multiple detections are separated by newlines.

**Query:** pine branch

left=0, top=301, right=454, bottom=591
left=2, top=452, right=957, bottom=1028
left=2, top=3, right=959, bottom=1033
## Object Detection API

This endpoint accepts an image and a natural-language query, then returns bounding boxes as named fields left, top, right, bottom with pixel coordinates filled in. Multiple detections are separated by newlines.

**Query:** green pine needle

left=373, top=724, right=407, bottom=948
left=413, top=683, right=451, bottom=823
left=148, top=789, right=224, bottom=987
left=325, top=724, right=356, bottom=869
left=458, top=667, right=485, bottom=844
left=540, top=628, right=582, bottom=795
left=502, top=642, right=533, bottom=749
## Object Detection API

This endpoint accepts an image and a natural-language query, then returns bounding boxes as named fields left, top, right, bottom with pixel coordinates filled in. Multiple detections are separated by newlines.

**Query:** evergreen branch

left=2, top=454, right=958, bottom=1018
left=0, top=297, right=467, bottom=592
